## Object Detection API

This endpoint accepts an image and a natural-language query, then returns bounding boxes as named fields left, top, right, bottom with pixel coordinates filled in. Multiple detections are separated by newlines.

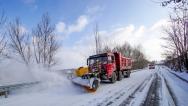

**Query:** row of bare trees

left=163, top=0, right=188, bottom=71
left=0, top=12, right=59, bottom=69
left=102, top=42, right=149, bottom=69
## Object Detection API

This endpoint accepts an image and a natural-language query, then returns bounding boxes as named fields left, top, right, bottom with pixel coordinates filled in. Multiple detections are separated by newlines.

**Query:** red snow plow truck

left=72, top=52, right=132, bottom=92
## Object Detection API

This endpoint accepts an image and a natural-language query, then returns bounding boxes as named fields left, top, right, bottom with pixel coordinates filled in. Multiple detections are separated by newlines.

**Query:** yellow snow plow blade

left=72, top=72, right=100, bottom=92
left=72, top=67, right=100, bottom=92
left=75, top=67, right=88, bottom=77
left=84, top=86, right=97, bottom=93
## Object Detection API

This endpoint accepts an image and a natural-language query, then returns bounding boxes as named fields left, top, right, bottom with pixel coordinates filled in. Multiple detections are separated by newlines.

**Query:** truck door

left=106, top=56, right=116, bottom=78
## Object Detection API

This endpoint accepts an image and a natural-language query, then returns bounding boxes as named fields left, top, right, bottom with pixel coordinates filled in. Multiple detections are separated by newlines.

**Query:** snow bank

left=170, top=71, right=188, bottom=82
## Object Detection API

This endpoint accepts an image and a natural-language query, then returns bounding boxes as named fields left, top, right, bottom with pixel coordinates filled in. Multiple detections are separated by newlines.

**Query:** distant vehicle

left=148, top=63, right=155, bottom=69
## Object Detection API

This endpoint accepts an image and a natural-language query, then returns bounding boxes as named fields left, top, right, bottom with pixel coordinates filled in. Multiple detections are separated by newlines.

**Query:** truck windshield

left=89, top=56, right=108, bottom=65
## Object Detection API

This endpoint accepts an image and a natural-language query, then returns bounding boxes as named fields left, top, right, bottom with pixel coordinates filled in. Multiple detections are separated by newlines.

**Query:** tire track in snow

left=142, top=73, right=160, bottom=106
left=159, top=68, right=178, bottom=106
left=98, top=74, right=153, bottom=106
left=119, top=74, right=153, bottom=106
left=79, top=70, right=153, bottom=106
left=163, top=77, right=178, bottom=106
left=80, top=81, right=136, bottom=106
left=93, top=84, right=136, bottom=106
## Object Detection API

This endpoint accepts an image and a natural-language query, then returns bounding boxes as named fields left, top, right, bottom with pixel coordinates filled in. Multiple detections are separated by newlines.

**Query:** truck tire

left=123, top=71, right=127, bottom=78
left=110, top=72, right=117, bottom=83
left=117, top=71, right=123, bottom=81
left=127, top=71, right=130, bottom=78
left=92, top=79, right=99, bottom=91
left=124, top=70, right=131, bottom=78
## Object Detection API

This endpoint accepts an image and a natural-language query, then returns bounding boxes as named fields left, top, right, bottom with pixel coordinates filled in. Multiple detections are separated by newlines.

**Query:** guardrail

left=0, top=81, right=39, bottom=98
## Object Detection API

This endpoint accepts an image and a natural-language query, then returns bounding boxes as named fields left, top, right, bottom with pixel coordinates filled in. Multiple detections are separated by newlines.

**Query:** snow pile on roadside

left=162, top=66, right=188, bottom=82
left=170, top=71, right=188, bottom=81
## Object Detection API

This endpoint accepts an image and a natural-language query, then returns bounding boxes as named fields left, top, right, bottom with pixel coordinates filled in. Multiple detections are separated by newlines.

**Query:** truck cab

left=87, top=53, right=116, bottom=80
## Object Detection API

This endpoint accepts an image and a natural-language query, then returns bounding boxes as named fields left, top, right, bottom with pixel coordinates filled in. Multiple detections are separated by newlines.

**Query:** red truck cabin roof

left=88, top=52, right=114, bottom=59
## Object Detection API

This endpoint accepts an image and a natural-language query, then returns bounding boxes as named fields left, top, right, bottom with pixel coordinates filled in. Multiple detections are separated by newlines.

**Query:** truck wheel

left=125, top=70, right=131, bottom=78
left=92, top=79, right=99, bottom=91
left=127, top=72, right=130, bottom=78
left=117, top=71, right=123, bottom=81
left=110, top=72, right=117, bottom=83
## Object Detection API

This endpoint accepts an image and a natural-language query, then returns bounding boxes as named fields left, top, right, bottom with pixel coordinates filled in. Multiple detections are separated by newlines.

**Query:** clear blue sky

left=0, top=0, right=168, bottom=43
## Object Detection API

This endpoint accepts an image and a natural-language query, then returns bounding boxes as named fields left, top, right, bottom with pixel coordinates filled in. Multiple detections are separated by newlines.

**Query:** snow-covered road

left=0, top=66, right=188, bottom=106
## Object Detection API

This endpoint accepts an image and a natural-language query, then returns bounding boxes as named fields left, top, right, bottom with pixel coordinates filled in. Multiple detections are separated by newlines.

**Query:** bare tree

left=161, top=0, right=182, bottom=6
left=112, top=42, right=132, bottom=57
left=102, top=45, right=112, bottom=53
left=131, top=46, right=148, bottom=69
left=0, top=11, right=7, bottom=57
left=32, top=13, right=59, bottom=68
left=94, top=23, right=102, bottom=54
left=163, top=0, right=188, bottom=71
left=8, top=19, right=31, bottom=65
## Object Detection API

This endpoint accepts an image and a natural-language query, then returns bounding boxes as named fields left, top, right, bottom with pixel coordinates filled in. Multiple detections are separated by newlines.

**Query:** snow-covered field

left=1, top=66, right=188, bottom=106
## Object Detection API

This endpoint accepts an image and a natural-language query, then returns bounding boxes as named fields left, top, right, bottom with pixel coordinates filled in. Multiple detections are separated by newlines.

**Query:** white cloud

left=22, top=0, right=36, bottom=4
left=150, top=19, right=168, bottom=31
left=67, top=15, right=88, bottom=34
left=86, top=5, right=102, bottom=15
left=21, top=0, right=38, bottom=10
left=56, top=22, right=66, bottom=33
left=103, top=19, right=169, bottom=61
left=134, top=26, right=145, bottom=37
left=56, top=15, right=89, bottom=35
left=143, top=39, right=165, bottom=60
